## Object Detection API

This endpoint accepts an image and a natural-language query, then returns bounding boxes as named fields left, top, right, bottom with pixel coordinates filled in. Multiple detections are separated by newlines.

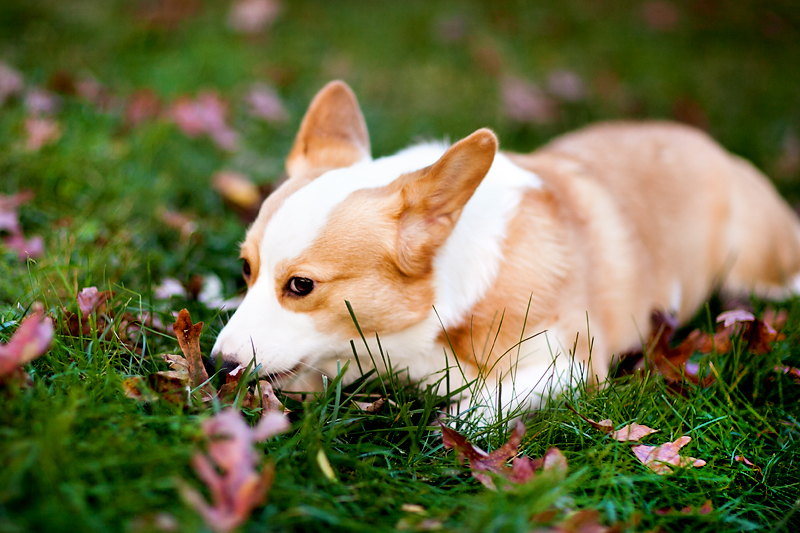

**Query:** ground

left=1, top=1, right=799, bottom=532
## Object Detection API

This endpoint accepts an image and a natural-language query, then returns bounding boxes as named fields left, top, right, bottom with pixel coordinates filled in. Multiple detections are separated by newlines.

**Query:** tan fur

left=228, top=82, right=800, bottom=401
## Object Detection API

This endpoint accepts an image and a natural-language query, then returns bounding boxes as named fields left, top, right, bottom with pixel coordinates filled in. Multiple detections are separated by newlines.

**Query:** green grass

left=2, top=0, right=800, bottom=531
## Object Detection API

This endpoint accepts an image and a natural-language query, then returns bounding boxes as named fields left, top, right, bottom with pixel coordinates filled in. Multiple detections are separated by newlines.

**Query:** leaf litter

left=180, top=408, right=289, bottom=533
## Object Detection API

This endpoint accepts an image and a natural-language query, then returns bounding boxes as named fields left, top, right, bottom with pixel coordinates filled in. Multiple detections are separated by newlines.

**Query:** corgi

left=211, top=80, right=800, bottom=416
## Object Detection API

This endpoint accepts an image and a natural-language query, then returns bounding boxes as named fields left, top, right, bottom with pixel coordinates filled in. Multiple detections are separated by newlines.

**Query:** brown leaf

left=640, top=1, right=680, bottom=32
left=125, top=89, right=162, bottom=127
left=354, top=397, right=385, bottom=414
left=645, top=311, right=715, bottom=392
left=172, top=309, right=210, bottom=389
left=121, top=376, right=159, bottom=402
left=566, top=404, right=658, bottom=442
left=136, top=0, right=200, bottom=29
left=441, top=421, right=566, bottom=489
left=555, top=509, right=620, bottom=533
left=212, top=171, right=261, bottom=210
left=631, top=436, right=706, bottom=475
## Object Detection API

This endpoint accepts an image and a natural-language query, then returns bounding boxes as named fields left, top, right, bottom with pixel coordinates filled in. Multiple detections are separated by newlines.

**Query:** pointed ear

left=286, top=81, right=371, bottom=176
left=395, top=128, right=498, bottom=276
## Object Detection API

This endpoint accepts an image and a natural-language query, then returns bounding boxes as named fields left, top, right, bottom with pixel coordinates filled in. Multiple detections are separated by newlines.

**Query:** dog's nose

left=208, top=353, right=241, bottom=375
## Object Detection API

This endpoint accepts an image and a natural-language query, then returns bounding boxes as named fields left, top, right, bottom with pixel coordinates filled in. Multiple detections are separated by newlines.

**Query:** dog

left=211, top=80, right=800, bottom=416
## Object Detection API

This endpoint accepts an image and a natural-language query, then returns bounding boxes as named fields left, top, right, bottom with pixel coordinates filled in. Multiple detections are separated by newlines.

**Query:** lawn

left=1, top=0, right=800, bottom=531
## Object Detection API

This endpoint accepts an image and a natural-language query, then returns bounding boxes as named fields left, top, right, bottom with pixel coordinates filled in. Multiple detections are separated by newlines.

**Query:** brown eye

left=242, top=259, right=251, bottom=279
left=287, top=277, right=314, bottom=296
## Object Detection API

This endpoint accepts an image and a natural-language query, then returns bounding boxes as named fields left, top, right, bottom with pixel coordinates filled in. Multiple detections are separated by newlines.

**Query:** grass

left=1, top=0, right=800, bottom=531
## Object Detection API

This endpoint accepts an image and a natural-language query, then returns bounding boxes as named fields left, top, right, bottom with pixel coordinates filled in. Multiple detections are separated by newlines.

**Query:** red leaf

left=441, top=421, right=566, bottom=489
left=0, top=304, right=54, bottom=382
left=181, top=409, right=288, bottom=532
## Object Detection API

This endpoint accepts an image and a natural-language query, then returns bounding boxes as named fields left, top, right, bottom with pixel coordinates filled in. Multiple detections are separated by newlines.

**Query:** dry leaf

left=245, top=83, right=288, bottom=123
left=24, top=117, right=61, bottom=151
left=169, top=92, right=238, bottom=151
left=154, top=278, right=188, bottom=300
left=126, top=89, right=162, bottom=127
left=554, top=509, right=621, bottom=533
left=631, top=436, right=706, bottom=475
left=0, top=304, right=54, bottom=385
left=501, top=76, right=559, bottom=125
left=655, top=500, right=713, bottom=516
left=640, top=1, right=680, bottom=32
left=228, top=0, right=281, bottom=34
left=24, top=88, right=60, bottom=116
left=354, top=397, right=385, bottom=414
left=0, top=62, right=24, bottom=105
left=181, top=409, right=289, bottom=532
left=172, top=308, right=210, bottom=390
left=566, top=405, right=658, bottom=442
left=3, top=234, right=44, bottom=260
left=212, top=171, right=261, bottom=210
left=441, top=420, right=566, bottom=490
left=546, top=70, right=587, bottom=102
left=136, top=0, right=201, bottom=29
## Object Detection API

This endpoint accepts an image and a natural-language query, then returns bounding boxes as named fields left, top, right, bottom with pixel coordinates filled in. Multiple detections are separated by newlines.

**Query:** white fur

left=433, top=153, right=541, bottom=329
left=212, top=141, right=543, bottom=411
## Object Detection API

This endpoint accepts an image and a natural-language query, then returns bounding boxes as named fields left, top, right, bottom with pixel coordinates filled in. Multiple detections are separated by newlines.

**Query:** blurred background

left=1, top=0, right=799, bottom=310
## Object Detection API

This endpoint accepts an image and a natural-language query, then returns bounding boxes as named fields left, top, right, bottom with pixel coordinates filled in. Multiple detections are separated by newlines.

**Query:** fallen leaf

left=180, top=408, right=289, bottom=533
left=136, top=0, right=201, bottom=29
left=776, top=130, right=800, bottom=178
left=154, top=278, right=189, bottom=300
left=169, top=92, right=238, bottom=151
left=121, top=375, right=159, bottom=402
left=245, top=83, right=288, bottom=123
left=555, top=509, right=620, bottom=533
left=631, top=436, right=706, bottom=475
left=24, top=88, right=60, bottom=116
left=77, top=286, right=111, bottom=318
left=3, top=234, right=44, bottom=260
left=24, top=117, right=61, bottom=151
left=228, top=0, right=281, bottom=34
left=566, top=404, right=658, bottom=442
left=401, top=504, right=426, bottom=514
left=716, top=309, right=756, bottom=328
left=159, top=209, right=198, bottom=239
left=316, top=448, right=337, bottom=482
left=640, top=1, right=680, bottom=32
left=441, top=420, right=566, bottom=489
left=501, top=76, right=560, bottom=125
left=354, top=397, right=385, bottom=414
left=212, top=171, right=261, bottom=210
left=0, top=304, right=54, bottom=385
left=172, top=308, right=211, bottom=390
left=655, top=500, right=713, bottom=516
left=546, top=70, right=587, bottom=102
left=0, top=62, right=24, bottom=105
left=126, top=88, right=162, bottom=127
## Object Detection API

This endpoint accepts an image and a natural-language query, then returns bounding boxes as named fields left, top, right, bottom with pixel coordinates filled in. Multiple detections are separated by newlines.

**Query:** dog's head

left=211, top=81, right=497, bottom=387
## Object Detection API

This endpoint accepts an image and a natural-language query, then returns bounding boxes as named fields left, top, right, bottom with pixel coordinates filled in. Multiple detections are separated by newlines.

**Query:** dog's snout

left=208, top=353, right=241, bottom=375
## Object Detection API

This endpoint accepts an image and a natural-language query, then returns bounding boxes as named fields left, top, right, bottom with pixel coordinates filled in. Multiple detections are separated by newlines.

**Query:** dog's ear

left=395, top=128, right=498, bottom=276
left=286, top=81, right=371, bottom=176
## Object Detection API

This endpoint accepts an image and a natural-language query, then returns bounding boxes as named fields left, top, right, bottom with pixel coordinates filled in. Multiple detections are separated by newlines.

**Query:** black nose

left=208, top=354, right=241, bottom=376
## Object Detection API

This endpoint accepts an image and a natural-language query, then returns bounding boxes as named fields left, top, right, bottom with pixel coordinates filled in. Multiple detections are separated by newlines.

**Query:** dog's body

left=212, top=81, right=800, bottom=414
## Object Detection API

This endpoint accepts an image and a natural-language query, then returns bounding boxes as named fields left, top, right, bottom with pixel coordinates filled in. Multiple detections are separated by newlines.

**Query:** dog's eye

left=242, top=259, right=251, bottom=279
left=287, top=277, right=314, bottom=296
